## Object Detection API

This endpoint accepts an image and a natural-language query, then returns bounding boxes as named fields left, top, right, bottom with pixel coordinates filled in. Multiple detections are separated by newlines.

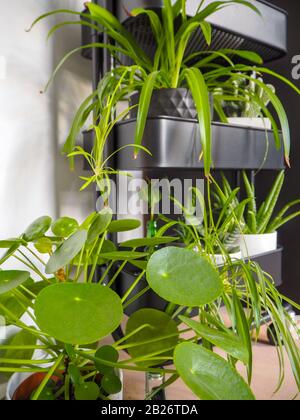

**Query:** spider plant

left=66, top=66, right=151, bottom=190
left=28, top=0, right=300, bottom=174
left=28, top=0, right=267, bottom=177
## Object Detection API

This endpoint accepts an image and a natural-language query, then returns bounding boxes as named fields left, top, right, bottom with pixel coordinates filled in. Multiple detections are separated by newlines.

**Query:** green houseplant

left=213, top=71, right=276, bottom=129
left=1, top=199, right=300, bottom=400
left=15, top=0, right=300, bottom=401
left=28, top=0, right=300, bottom=176
left=213, top=171, right=300, bottom=257
left=0, top=211, right=259, bottom=401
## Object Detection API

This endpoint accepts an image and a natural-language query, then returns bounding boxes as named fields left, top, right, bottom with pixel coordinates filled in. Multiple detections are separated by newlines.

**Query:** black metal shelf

left=82, top=0, right=287, bottom=63
left=83, top=117, right=284, bottom=171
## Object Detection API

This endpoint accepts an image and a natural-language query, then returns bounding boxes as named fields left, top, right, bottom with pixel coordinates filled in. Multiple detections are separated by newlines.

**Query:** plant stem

left=75, top=351, right=176, bottom=375
left=26, top=246, right=46, bottom=266
left=121, top=270, right=145, bottom=303
left=107, top=261, right=127, bottom=288
left=88, top=235, right=105, bottom=283
left=31, top=353, right=64, bottom=400
left=99, top=261, right=114, bottom=284
left=123, top=286, right=151, bottom=310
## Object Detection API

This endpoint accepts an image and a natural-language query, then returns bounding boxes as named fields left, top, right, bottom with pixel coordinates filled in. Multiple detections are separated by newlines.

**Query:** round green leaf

left=23, top=216, right=52, bottom=242
left=0, top=270, right=31, bottom=295
left=174, top=342, right=255, bottom=401
left=35, top=283, right=123, bottom=344
left=75, top=382, right=99, bottom=401
left=68, top=364, right=81, bottom=385
left=107, top=219, right=141, bottom=233
left=101, top=374, right=122, bottom=395
left=120, top=237, right=179, bottom=248
left=33, top=387, right=55, bottom=401
left=45, top=230, right=87, bottom=274
left=34, top=237, right=53, bottom=254
left=95, top=345, right=119, bottom=375
left=87, top=208, right=113, bottom=245
left=146, top=247, right=223, bottom=306
left=51, top=217, right=79, bottom=237
left=125, top=308, right=179, bottom=366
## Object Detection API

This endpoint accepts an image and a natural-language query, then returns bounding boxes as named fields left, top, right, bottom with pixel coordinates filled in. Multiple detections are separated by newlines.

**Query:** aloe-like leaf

left=257, top=171, right=285, bottom=234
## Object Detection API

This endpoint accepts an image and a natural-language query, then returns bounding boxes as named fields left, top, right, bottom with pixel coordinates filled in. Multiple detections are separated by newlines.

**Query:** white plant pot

left=209, top=251, right=242, bottom=266
left=238, top=232, right=277, bottom=258
left=227, top=117, right=272, bottom=130
left=6, top=369, right=123, bottom=400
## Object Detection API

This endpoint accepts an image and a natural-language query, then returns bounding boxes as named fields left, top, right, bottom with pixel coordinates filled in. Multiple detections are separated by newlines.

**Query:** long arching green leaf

left=133, top=71, right=160, bottom=158
left=183, top=67, right=212, bottom=176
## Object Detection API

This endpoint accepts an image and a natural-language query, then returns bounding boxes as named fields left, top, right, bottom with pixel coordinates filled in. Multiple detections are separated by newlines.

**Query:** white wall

left=0, top=0, right=94, bottom=240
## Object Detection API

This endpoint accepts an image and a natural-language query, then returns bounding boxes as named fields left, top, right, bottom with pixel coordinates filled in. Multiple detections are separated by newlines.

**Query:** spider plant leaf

left=239, top=75, right=291, bottom=165
left=131, top=8, right=163, bottom=45
left=43, top=43, right=135, bottom=94
left=162, top=0, right=175, bottom=70
left=220, top=49, right=263, bottom=64
left=63, top=91, right=97, bottom=168
left=133, top=71, right=160, bottom=158
left=176, top=0, right=260, bottom=42
left=232, top=291, right=253, bottom=383
left=27, top=9, right=88, bottom=32
left=46, top=20, right=100, bottom=41
left=179, top=316, right=248, bottom=364
left=199, top=21, right=212, bottom=46
left=183, top=67, right=212, bottom=176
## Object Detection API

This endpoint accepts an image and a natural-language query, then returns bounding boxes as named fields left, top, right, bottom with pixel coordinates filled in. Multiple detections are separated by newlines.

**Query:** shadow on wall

left=50, top=0, right=94, bottom=220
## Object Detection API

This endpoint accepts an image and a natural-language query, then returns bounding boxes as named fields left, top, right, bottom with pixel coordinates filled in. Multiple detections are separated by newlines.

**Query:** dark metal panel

left=110, top=118, right=284, bottom=171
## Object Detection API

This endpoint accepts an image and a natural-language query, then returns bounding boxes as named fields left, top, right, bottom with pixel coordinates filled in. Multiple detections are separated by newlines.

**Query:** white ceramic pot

left=209, top=251, right=242, bottom=266
left=238, top=232, right=277, bottom=258
left=227, top=117, right=271, bottom=130
left=6, top=369, right=123, bottom=400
